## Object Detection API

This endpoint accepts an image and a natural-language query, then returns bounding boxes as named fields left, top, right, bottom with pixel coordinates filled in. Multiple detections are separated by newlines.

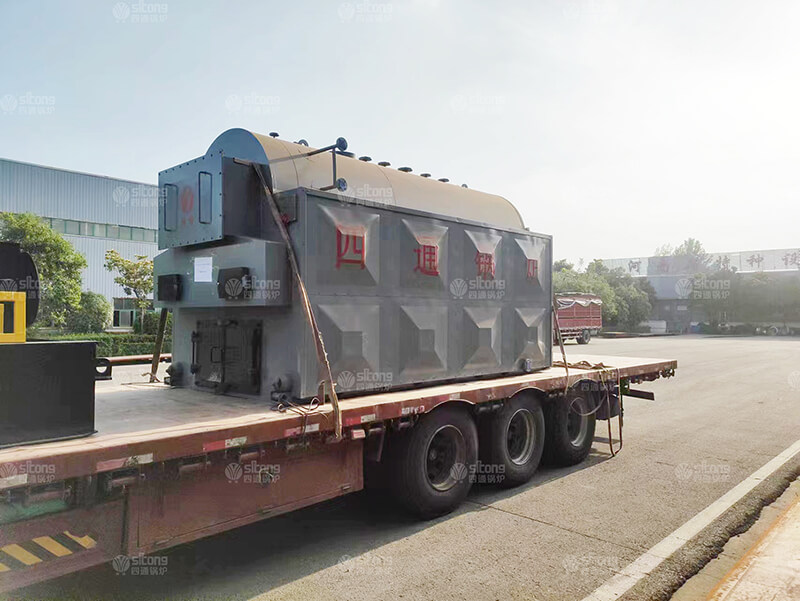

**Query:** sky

left=1, top=0, right=799, bottom=266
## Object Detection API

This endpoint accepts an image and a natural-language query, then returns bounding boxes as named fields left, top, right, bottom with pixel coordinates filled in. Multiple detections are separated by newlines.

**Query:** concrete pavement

left=708, top=486, right=800, bottom=600
left=673, top=477, right=800, bottom=601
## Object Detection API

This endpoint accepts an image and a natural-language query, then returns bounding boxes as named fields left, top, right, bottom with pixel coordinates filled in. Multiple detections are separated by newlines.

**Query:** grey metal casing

left=155, top=155, right=552, bottom=400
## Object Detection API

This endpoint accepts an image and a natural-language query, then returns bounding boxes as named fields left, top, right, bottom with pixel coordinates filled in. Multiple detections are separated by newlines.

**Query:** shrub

left=134, top=310, right=173, bottom=335
left=0, top=212, right=87, bottom=326
left=65, top=291, right=112, bottom=333
left=32, top=333, right=172, bottom=357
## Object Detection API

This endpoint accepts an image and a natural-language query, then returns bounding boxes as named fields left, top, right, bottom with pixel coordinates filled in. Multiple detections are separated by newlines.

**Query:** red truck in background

left=555, top=293, right=603, bottom=344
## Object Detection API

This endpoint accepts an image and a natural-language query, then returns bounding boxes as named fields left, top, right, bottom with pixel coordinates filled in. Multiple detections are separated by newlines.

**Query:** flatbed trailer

left=0, top=353, right=675, bottom=592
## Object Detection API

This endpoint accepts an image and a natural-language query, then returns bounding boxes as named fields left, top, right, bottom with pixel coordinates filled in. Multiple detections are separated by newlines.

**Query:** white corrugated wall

left=0, top=158, right=158, bottom=228
left=63, top=236, right=157, bottom=299
left=0, top=157, right=159, bottom=303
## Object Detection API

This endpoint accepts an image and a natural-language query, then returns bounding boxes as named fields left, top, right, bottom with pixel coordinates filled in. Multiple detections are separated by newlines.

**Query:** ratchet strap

left=243, top=160, right=343, bottom=441
left=552, top=297, right=623, bottom=456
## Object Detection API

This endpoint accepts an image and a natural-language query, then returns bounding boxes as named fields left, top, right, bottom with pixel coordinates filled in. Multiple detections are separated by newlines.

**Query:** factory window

left=33, top=214, right=155, bottom=243
left=112, top=298, right=137, bottom=329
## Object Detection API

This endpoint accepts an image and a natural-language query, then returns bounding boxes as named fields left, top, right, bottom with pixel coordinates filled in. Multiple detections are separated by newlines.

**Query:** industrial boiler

left=154, top=129, right=552, bottom=401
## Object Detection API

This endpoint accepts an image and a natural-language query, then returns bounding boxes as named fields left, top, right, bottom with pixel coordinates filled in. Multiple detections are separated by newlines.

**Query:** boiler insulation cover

left=207, top=129, right=524, bottom=230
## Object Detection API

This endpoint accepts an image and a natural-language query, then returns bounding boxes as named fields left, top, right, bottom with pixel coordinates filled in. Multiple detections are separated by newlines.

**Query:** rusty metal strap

left=552, top=297, right=622, bottom=456
left=244, top=161, right=342, bottom=441
left=552, top=360, right=612, bottom=370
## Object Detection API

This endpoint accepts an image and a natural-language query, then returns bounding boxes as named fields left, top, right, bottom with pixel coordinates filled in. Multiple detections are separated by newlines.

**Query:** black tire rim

left=425, top=425, right=466, bottom=492
left=506, top=408, right=536, bottom=466
left=567, top=397, right=590, bottom=447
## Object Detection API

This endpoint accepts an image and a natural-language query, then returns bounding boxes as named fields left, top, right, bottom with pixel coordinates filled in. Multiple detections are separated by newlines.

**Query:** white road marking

left=581, top=437, right=800, bottom=601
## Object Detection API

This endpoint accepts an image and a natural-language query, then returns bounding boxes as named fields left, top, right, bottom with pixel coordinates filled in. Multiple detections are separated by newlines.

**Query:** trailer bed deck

left=0, top=354, right=676, bottom=488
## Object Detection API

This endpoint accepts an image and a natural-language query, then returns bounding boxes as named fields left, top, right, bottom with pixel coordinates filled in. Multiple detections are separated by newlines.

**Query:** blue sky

left=1, top=0, right=799, bottom=264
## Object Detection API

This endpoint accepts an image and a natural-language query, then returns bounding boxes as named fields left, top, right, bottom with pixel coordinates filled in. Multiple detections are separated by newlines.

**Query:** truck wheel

left=480, top=393, right=545, bottom=487
left=393, top=406, right=478, bottom=519
left=577, top=330, right=591, bottom=344
left=543, top=392, right=596, bottom=466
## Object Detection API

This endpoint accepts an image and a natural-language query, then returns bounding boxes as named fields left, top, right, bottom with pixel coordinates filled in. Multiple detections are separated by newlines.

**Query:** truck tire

left=479, top=393, right=545, bottom=488
left=393, top=406, right=478, bottom=519
left=543, top=391, right=596, bottom=466
left=577, top=329, right=591, bottom=344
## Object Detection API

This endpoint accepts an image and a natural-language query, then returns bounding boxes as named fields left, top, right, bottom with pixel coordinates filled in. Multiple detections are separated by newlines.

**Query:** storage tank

left=154, top=129, right=552, bottom=400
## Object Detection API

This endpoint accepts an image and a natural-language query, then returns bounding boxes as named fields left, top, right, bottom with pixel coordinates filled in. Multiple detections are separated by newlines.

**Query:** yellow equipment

left=0, top=291, right=27, bottom=343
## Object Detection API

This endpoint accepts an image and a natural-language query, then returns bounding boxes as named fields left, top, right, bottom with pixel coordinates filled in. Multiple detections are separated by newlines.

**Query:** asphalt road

left=8, top=336, right=800, bottom=601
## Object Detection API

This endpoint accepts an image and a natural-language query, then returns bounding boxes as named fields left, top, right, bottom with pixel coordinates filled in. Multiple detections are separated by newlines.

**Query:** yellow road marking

left=1, top=544, right=42, bottom=566
left=63, top=531, right=96, bottom=549
left=33, top=536, right=72, bottom=557
left=0, top=562, right=10, bottom=572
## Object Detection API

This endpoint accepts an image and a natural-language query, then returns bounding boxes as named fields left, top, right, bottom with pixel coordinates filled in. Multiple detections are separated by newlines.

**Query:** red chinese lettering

left=476, top=251, right=495, bottom=279
left=526, top=258, right=538, bottom=280
left=336, top=227, right=366, bottom=269
left=414, top=244, right=440, bottom=276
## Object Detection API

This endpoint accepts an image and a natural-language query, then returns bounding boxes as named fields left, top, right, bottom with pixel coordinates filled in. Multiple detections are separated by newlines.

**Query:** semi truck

left=0, top=130, right=676, bottom=592
left=555, top=293, right=603, bottom=344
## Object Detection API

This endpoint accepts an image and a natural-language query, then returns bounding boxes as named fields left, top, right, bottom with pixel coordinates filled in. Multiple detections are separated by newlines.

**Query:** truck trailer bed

left=0, top=354, right=675, bottom=487
left=0, top=353, right=675, bottom=592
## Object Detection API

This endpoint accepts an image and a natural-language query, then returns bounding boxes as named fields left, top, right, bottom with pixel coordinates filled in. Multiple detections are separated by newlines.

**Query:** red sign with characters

left=414, top=243, right=440, bottom=276
left=475, top=251, right=495, bottom=279
left=526, top=258, right=538, bottom=280
left=336, top=226, right=366, bottom=269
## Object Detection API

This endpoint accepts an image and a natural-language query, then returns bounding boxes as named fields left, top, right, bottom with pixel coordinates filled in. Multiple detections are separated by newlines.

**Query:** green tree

left=553, top=259, right=574, bottom=272
left=553, top=264, right=621, bottom=324
left=569, top=259, right=653, bottom=330
left=612, top=283, right=652, bottom=331
left=104, top=250, right=153, bottom=331
left=655, top=238, right=711, bottom=273
left=66, top=291, right=112, bottom=333
left=672, top=237, right=711, bottom=273
left=0, top=212, right=87, bottom=327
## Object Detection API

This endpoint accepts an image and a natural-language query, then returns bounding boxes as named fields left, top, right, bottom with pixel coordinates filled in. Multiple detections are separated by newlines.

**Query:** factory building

left=0, top=158, right=158, bottom=328
left=603, top=249, right=800, bottom=332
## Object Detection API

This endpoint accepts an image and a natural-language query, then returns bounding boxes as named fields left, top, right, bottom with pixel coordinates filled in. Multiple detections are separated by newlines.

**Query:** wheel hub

left=506, top=408, right=536, bottom=465
left=425, top=425, right=466, bottom=492
left=567, top=397, right=590, bottom=446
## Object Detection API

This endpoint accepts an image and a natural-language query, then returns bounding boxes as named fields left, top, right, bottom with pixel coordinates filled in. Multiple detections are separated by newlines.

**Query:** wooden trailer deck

left=0, top=354, right=676, bottom=488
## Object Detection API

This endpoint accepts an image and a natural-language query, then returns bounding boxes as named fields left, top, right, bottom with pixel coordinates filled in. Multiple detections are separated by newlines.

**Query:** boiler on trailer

left=154, top=129, right=553, bottom=401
